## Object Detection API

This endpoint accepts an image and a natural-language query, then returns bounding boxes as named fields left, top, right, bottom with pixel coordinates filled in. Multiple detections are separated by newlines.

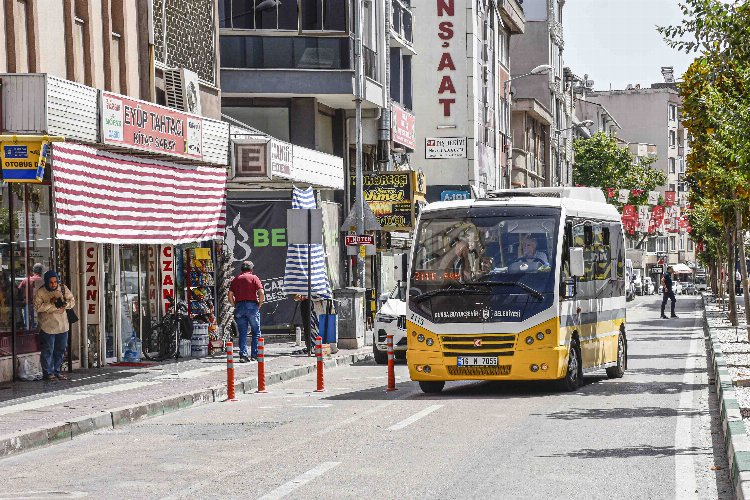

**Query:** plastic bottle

left=124, top=332, right=142, bottom=363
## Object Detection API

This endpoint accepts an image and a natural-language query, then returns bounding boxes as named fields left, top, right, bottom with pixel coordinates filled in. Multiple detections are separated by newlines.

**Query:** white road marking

left=154, top=365, right=225, bottom=380
left=388, top=405, right=443, bottom=431
left=82, top=381, right=161, bottom=394
left=0, top=492, right=88, bottom=499
left=0, top=394, right=90, bottom=416
left=674, top=334, right=699, bottom=499
left=291, top=404, right=331, bottom=408
left=258, top=462, right=340, bottom=500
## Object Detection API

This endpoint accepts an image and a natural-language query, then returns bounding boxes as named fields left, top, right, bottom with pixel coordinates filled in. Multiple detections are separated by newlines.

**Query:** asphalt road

left=0, top=295, right=733, bottom=499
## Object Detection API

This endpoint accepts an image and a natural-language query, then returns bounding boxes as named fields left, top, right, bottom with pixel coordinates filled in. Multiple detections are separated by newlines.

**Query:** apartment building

left=509, top=0, right=576, bottom=187
left=411, top=0, right=524, bottom=200
left=0, top=1, right=233, bottom=381
left=587, top=68, right=694, bottom=270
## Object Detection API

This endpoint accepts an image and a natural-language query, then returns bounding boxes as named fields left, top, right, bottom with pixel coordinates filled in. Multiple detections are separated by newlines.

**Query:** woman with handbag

left=33, top=270, right=76, bottom=381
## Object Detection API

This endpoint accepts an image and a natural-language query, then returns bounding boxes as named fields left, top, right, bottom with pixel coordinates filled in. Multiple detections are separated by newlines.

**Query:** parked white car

left=373, top=284, right=407, bottom=364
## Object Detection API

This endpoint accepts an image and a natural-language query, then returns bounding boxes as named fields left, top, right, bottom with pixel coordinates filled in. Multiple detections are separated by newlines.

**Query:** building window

left=679, top=236, right=685, bottom=251
left=688, top=238, right=694, bottom=251
left=669, top=157, right=676, bottom=173
left=669, top=130, right=676, bottom=147
left=223, top=106, right=290, bottom=141
left=679, top=157, right=685, bottom=173
left=669, top=183, right=676, bottom=193
left=669, top=104, right=677, bottom=121
left=657, top=237, right=667, bottom=253
left=402, top=54, right=412, bottom=109
left=670, top=236, right=676, bottom=251
left=221, top=36, right=351, bottom=70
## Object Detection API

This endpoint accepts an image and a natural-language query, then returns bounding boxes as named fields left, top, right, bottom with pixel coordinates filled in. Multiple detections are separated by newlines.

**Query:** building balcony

left=390, top=0, right=416, bottom=55
left=220, top=34, right=384, bottom=109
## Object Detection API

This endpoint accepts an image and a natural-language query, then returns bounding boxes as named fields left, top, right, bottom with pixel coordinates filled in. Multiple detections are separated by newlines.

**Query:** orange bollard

left=314, top=335, right=325, bottom=392
left=257, top=337, right=267, bottom=393
left=226, top=341, right=237, bottom=401
left=386, top=334, right=397, bottom=392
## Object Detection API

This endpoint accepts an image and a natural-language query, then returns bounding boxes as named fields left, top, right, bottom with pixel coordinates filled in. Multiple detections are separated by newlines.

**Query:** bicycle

left=142, top=297, right=193, bottom=361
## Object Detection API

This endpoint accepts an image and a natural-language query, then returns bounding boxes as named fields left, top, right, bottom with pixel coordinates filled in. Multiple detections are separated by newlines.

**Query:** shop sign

left=101, top=92, right=203, bottom=161
left=232, top=139, right=269, bottom=179
left=270, top=139, right=294, bottom=180
left=425, top=137, right=467, bottom=159
left=147, top=246, right=159, bottom=321
left=84, top=244, right=100, bottom=324
left=435, top=0, right=457, bottom=117
left=391, top=104, right=416, bottom=149
left=0, top=140, right=50, bottom=182
left=344, top=234, right=375, bottom=246
left=160, top=245, right=175, bottom=314
left=350, top=171, right=426, bottom=231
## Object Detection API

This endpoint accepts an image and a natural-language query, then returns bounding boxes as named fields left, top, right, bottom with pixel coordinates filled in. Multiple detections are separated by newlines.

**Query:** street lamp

left=504, top=65, right=553, bottom=189
left=554, top=119, right=594, bottom=186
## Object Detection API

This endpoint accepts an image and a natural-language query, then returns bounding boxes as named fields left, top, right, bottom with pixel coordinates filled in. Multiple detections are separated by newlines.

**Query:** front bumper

left=373, top=324, right=407, bottom=352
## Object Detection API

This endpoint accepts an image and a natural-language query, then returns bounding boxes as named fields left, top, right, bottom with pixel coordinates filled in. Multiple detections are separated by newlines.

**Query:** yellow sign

left=0, top=135, right=64, bottom=183
left=359, top=245, right=366, bottom=258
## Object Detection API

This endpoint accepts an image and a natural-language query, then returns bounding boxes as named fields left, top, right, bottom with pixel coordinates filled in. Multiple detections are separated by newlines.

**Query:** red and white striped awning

left=51, top=143, right=227, bottom=244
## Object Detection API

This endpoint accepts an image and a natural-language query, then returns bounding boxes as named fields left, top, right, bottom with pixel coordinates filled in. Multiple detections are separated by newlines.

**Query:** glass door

left=119, top=244, right=140, bottom=353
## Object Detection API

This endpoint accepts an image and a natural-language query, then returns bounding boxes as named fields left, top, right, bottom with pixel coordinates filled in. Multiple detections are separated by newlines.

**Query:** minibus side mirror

left=569, top=247, right=585, bottom=277
left=562, top=277, right=577, bottom=299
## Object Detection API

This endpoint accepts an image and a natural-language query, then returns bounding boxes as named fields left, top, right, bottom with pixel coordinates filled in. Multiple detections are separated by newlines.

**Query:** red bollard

left=257, top=337, right=267, bottom=393
left=314, top=336, right=325, bottom=392
left=386, top=334, right=397, bottom=392
left=226, top=341, right=237, bottom=401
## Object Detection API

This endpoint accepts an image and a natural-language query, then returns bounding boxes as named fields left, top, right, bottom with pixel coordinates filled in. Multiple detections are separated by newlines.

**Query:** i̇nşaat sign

left=101, top=91, right=203, bottom=161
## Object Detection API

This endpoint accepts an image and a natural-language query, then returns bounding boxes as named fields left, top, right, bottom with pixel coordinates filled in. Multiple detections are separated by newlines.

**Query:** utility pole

left=353, top=0, right=365, bottom=287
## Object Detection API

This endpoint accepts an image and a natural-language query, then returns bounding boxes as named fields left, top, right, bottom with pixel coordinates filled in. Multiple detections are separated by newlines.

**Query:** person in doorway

left=18, top=263, right=44, bottom=329
left=228, top=261, right=265, bottom=363
left=34, top=270, right=76, bottom=381
left=661, top=266, right=678, bottom=319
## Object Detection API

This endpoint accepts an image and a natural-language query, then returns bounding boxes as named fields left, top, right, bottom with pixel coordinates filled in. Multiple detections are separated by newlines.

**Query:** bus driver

left=508, top=235, right=549, bottom=272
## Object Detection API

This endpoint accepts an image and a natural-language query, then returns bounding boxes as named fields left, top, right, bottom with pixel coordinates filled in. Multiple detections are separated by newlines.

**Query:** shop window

left=14, top=0, right=30, bottom=73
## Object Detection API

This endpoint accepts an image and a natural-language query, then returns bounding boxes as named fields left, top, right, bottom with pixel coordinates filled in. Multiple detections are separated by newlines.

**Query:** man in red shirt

left=228, top=261, right=265, bottom=362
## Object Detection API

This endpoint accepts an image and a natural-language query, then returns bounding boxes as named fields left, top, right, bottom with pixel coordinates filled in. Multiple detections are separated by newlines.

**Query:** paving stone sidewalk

left=0, top=342, right=373, bottom=458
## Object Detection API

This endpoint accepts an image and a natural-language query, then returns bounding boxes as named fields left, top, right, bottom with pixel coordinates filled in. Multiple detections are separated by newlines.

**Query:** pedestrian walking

left=660, top=266, right=678, bottom=319
left=228, top=261, right=265, bottom=363
left=33, top=270, right=76, bottom=381
left=736, top=269, right=743, bottom=296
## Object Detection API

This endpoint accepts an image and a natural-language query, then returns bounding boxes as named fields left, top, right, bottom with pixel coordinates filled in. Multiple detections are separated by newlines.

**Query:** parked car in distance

left=695, top=274, right=708, bottom=292
left=641, top=276, right=655, bottom=295
left=683, top=282, right=696, bottom=295
left=373, top=283, right=407, bottom=364
left=673, top=281, right=683, bottom=295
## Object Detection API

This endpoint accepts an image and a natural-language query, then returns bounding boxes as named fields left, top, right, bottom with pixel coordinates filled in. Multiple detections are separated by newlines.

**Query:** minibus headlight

left=536, top=332, right=545, bottom=341
left=423, top=365, right=431, bottom=373
left=417, top=334, right=425, bottom=342
left=426, top=338, right=434, bottom=346
left=530, top=364, right=539, bottom=372
left=525, top=336, right=534, bottom=345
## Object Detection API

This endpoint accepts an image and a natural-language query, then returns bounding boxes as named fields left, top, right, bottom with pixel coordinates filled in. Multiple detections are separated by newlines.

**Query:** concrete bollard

left=257, top=337, right=267, bottom=393
left=226, top=341, right=237, bottom=401
left=386, top=333, right=397, bottom=392
left=315, top=336, right=325, bottom=392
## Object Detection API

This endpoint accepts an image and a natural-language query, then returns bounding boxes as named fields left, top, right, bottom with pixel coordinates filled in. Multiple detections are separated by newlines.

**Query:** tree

left=573, top=132, right=666, bottom=247
left=660, top=0, right=750, bottom=328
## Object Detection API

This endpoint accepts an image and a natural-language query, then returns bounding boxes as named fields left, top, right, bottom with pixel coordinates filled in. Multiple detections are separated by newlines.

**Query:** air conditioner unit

left=164, top=68, right=202, bottom=115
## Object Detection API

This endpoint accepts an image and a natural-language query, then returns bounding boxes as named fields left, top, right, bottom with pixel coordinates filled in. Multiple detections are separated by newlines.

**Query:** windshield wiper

left=471, top=280, right=544, bottom=300
left=413, top=286, right=489, bottom=303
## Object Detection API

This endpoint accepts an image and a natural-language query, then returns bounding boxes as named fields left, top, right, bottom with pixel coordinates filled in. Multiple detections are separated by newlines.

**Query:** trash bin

left=333, top=287, right=365, bottom=349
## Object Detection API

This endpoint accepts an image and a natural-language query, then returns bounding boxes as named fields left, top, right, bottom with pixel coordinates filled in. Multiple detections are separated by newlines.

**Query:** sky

left=563, top=0, right=697, bottom=91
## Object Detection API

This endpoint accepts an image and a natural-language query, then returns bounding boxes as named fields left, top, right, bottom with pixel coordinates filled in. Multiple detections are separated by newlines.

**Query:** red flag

left=665, top=191, right=676, bottom=206
left=607, top=188, right=616, bottom=199
left=621, top=205, right=636, bottom=219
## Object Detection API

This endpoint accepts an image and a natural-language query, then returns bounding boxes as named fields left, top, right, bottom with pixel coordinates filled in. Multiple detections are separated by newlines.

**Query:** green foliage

left=572, top=132, right=666, bottom=207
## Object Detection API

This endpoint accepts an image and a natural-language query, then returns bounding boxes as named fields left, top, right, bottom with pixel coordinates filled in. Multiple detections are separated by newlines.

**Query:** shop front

left=0, top=74, right=230, bottom=381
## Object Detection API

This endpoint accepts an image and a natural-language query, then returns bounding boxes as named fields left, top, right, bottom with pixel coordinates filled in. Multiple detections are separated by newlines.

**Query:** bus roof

left=423, top=187, right=621, bottom=221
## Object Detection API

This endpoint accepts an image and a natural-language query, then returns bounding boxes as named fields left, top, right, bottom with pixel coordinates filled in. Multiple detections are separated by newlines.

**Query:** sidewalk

left=0, top=342, right=373, bottom=459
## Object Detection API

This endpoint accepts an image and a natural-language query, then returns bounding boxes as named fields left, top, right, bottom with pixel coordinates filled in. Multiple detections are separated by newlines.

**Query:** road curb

left=0, top=350, right=373, bottom=460
left=703, top=296, right=750, bottom=500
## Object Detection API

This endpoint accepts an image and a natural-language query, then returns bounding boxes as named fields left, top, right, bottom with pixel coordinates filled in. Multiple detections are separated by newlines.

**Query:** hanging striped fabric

left=283, top=187, right=332, bottom=299
left=51, top=142, right=227, bottom=244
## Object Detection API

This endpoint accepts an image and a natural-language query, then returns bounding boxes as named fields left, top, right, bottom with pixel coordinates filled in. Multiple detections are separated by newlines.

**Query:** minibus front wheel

left=558, top=339, right=582, bottom=392
left=419, top=381, right=445, bottom=393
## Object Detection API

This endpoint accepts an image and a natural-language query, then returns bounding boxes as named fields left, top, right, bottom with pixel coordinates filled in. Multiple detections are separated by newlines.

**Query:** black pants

left=661, top=290, right=676, bottom=316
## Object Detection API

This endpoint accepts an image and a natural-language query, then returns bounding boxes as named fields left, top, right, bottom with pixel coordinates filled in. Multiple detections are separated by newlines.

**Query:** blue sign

left=440, top=190, right=471, bottom=202
left=3, top=145, right=28, bottom=159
